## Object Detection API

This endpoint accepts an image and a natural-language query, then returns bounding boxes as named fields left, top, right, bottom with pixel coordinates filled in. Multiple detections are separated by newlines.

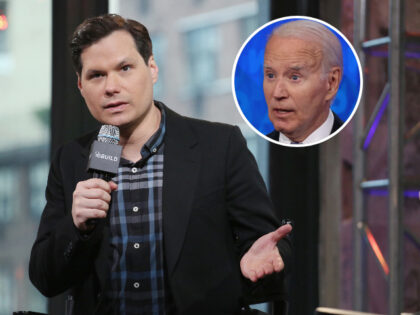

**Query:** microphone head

left=97, top=125, right=120, bottom=144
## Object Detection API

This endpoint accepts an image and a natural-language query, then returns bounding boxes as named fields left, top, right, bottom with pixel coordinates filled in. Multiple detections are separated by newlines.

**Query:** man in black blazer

left=29, top=15, right=292, bottom=315
left=264, top=19, right=344, bottom=145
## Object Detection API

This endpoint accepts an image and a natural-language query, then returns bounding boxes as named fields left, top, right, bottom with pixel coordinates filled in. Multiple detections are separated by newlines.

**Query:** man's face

left=263, top=36, right=338, bottom=142
left=78, top=30, right=158, bottom=130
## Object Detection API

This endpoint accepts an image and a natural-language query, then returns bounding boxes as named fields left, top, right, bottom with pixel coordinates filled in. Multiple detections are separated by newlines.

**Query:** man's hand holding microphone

left=72, top=125, right=121, bottom=231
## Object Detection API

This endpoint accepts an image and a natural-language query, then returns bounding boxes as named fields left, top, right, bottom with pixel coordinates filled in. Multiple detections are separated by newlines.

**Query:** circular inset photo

left=232, top=16, right=363, bottom=147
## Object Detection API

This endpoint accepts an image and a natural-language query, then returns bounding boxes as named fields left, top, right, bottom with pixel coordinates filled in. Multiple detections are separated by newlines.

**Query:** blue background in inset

left=234, top=18, right=361, bottom=135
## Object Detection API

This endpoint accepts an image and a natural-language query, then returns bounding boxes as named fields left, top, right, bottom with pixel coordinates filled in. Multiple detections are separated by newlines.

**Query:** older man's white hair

left=270, top=19, right=343, bottom=75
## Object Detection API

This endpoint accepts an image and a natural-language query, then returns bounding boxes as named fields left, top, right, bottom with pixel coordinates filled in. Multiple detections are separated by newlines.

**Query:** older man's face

left=263, top=36, right=335, bottom=142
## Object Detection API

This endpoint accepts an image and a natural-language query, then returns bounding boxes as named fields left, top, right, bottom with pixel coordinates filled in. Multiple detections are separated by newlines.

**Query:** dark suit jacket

left=266, top=111, right=344, bottom=142
left=29, top=105, right=292, bottom=315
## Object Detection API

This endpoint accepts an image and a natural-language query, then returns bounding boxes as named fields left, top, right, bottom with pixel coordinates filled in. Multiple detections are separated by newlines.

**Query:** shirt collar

left=141, top=101, right=166, bottom=156
left=278, top=109, right=334, bottom=145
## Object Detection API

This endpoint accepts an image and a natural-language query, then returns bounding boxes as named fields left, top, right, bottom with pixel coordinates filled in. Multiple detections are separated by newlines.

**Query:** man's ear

left=325, top=67, right=342, bottom=101
left=147, top=56, right=159, bottom=84
left=77, top=73, right=84, bottom=97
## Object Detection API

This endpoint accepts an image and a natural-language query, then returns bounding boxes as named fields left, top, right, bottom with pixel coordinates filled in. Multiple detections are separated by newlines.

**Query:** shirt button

left=152, top=148, right=157, bottom=153
left=133, top=282, right=140, bottom=289
left=132, top=167, right=137, bottom=173
left=133, top=206, right=139, bottom=212
left=134, top=243, right=140, bottom=249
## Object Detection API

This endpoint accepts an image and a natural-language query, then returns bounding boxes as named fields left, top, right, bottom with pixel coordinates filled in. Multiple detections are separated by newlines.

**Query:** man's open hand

left=240, top=224, right=292, bottom=282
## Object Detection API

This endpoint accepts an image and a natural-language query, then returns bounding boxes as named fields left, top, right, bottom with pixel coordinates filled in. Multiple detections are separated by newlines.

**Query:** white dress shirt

left=278, top=109, right=335, bottom=145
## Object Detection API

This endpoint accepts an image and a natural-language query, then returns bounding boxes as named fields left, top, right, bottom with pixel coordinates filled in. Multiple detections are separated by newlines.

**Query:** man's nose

left=105, top=73, right=121, bottom=95
left=273, top=79, right=288, bottom=99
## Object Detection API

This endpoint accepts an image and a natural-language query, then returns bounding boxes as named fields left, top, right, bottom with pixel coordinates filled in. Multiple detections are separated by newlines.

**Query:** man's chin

left=273, top=123, right=293, bottom=135
left=274, top=125, right=304, bottom=142
left=98, top=114, right=132, bottom=128
left=98, top=120, right=122, bottom=127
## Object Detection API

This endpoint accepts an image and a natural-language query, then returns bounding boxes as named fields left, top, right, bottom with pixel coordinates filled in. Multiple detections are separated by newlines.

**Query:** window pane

left=184, top=26, right=219, bottom=98
left=0, top=167, right=15, bottom=224
left=29, top=161, right=49, bottom=218
left=0, top=0, right=51, bottom=313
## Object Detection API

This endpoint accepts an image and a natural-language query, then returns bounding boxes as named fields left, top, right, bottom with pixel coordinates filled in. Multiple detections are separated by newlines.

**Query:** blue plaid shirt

left=105, top=102, right=170, bottom=315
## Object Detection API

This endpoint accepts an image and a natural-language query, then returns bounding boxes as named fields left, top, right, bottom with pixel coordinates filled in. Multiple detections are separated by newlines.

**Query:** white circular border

left=231, top=15, right=363, bottom=148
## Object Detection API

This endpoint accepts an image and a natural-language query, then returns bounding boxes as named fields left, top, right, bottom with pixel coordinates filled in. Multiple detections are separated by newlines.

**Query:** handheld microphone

left=87, top=125, right=122, bottom=180
left=86, top=125, right=122, bottom=226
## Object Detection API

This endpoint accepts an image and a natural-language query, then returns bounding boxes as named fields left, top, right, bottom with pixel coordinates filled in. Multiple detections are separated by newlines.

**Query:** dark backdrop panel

left=270, top=0, right=319, bottom=19
left=269, top=145, right=320, bottom=315
left=269, top=1, right=320, bottom=315
left=50, top=1, right=107, bottom=314
left=51, top=0, right=107, bottom=159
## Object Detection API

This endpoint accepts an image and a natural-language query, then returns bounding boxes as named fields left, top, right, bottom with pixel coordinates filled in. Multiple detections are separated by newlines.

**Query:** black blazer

left=29, top=106, right=292, bottom=315
left=266, top=111, right=344, bottom=142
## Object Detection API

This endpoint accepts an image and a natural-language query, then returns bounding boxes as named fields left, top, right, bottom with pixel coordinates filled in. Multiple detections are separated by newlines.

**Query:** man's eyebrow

left=84, top=58, right=136, bottom=76
left=288, top=65, right=305, bottom=71
left=116, top=58, right=135, bottom=68
left=85, top=69, right=103, bottom=77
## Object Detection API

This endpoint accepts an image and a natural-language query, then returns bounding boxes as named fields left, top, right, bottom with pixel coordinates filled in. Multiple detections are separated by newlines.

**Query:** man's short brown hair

left=70, top=14, right=153, bottom=74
